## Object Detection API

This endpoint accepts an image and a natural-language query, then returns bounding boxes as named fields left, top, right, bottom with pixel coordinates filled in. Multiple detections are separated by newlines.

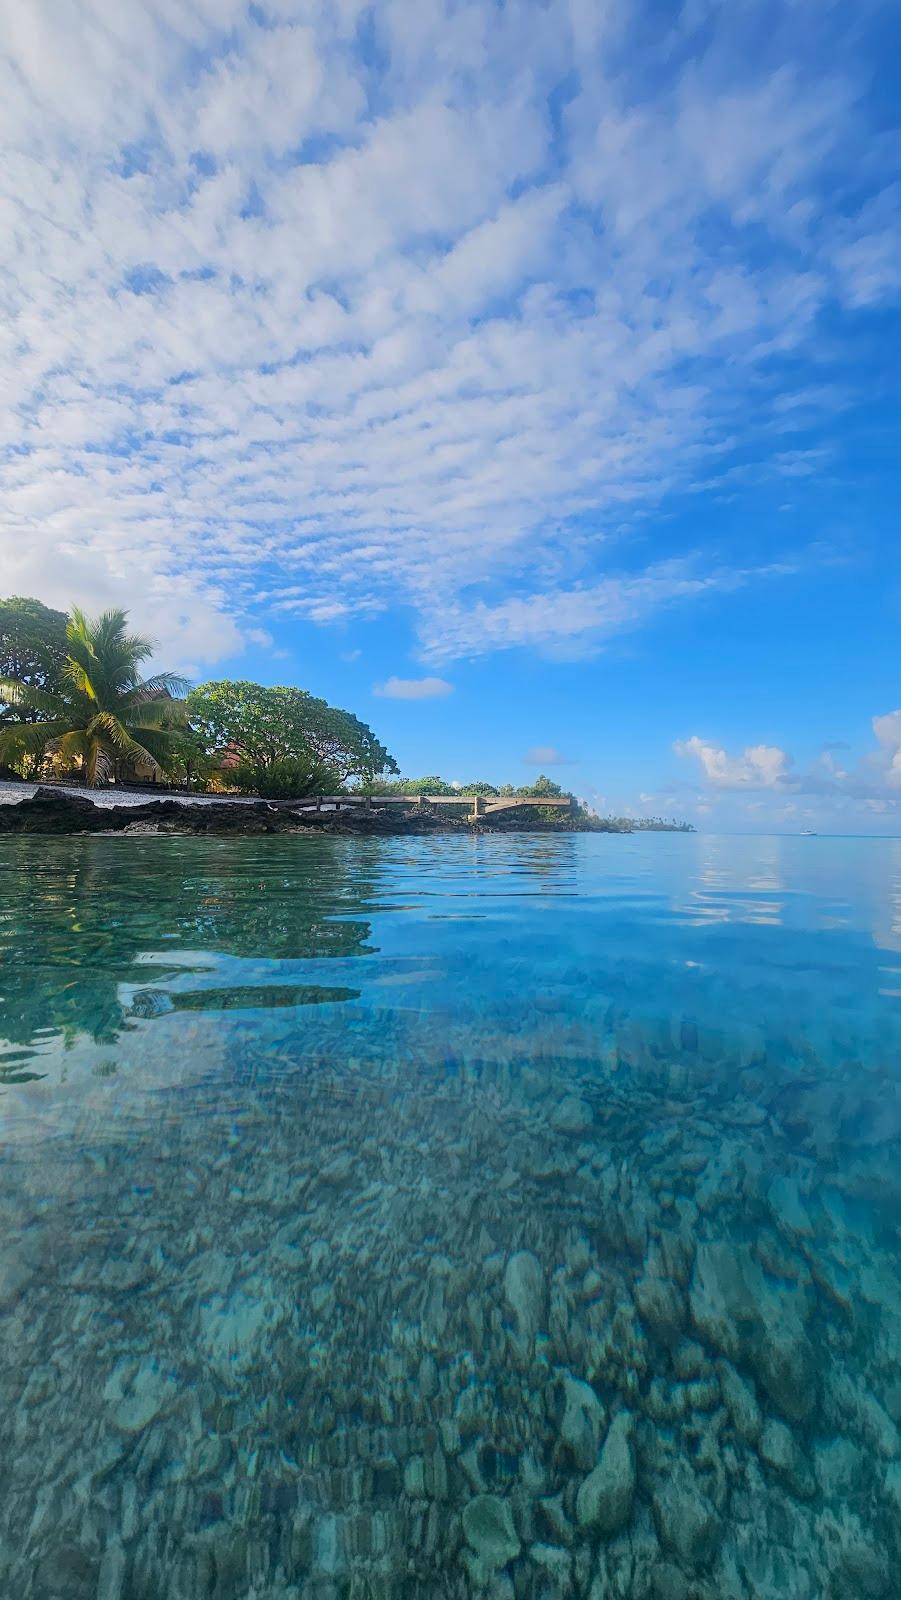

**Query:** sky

left=0, top=0, right=899, bottom=831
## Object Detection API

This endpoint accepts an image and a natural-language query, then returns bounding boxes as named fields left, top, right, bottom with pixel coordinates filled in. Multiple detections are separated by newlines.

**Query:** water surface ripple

left=0, top=833, right=899, bottom=1598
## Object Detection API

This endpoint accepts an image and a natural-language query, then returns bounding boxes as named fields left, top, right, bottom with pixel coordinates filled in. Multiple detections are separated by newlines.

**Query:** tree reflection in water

left=0, top=836, right=377, bottom=1070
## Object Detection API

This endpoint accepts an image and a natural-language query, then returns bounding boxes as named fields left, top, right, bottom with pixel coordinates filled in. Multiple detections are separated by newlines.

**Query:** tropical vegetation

left=363, top=773, right=567, bottom=799
left=0, top=597, right=69, bottom=711
left=0, top=598, right=695, bottom=828
left=187, top=680, right=397, bottom=794
left=0, top=597, right=70, bottom=775
left=0, top=598, right=400, bottom=795
left=0, top=607, right=190, bottom=785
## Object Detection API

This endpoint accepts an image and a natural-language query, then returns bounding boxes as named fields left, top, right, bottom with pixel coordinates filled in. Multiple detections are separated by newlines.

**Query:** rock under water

left=0, top=832, right=897, bottom=1599
left=1, top=1032, right=898, bottom=1600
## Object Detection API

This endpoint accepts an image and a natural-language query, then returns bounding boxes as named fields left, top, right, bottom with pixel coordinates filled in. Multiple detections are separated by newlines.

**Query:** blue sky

left=1, top=0, right=899, bottom=828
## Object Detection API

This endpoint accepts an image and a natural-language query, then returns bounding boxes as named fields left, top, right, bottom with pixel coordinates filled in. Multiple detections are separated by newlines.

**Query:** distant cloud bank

left=673, top=711, right=901, bottom=818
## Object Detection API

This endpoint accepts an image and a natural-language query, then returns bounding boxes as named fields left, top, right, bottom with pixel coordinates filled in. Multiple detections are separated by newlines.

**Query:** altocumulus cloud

left=0, top=2, right=897, bottom=666
left=373, top=677, right=454, bottom=701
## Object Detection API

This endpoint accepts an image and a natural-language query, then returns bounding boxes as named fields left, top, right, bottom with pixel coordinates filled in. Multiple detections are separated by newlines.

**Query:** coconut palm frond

left=0, top=720, right=70, bottom=758
left=124, top=673, right=191, bottom=708
left=54, top=730, right=90, bottom=763
left=128, top=704, right=189, bottom=732
left=75, top=610, right=155, bottom=687
left=0, top=679, right=67, bottom=716
left=7, top=606, right=187, bottom=786
left=85, top=740, right=114, bottom=788
left=128, top=742, right=164, bottom=778
left=128, top=728, right=179, bottom=771
left=93, top=716, right=166, bottom=777
left=86, top=712, right=141, bottom=756
left=62, top=652, right=98, bottom=702
left=93, top=609, right=154, bottom=663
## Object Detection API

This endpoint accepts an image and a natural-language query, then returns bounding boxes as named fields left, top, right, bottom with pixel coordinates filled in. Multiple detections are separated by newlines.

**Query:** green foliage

left=364, top=773, right=574, bottom=801
left=516, top=773, right=564, bottom=797
left=231, top=754, right=339, bottom=799
left=0, top=607, right=189, bottom=786
left=0, top=597, right=70, bottom=773
left=365, top=775, right=460, bottom=796
left=154, top=729, right=220, bottom=789
left=188, top=681, right=397, bottom=785
left=0, top=597, right=69, bottom=713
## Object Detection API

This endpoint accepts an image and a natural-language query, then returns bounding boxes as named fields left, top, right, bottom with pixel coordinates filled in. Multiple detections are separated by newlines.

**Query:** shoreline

left=0, top=786, right=642, bottom=836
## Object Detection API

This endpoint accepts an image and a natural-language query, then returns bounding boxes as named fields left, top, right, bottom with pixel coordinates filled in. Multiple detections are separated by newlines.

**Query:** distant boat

left=801, top=828, right=817, bottom=836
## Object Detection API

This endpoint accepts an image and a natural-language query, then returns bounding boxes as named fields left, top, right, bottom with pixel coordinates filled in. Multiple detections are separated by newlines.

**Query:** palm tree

left=0, top=608, right=189, bottom=786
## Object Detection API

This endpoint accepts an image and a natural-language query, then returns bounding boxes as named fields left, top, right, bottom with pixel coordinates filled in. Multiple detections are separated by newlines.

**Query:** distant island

left=0, top=597, right=693, bottom=836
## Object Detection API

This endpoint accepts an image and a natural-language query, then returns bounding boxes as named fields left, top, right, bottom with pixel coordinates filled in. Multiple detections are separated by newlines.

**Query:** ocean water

left=0, top=831, right=899, bottom=1600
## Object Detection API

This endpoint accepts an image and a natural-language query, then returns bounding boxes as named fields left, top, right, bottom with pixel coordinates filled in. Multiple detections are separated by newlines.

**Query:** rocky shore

left=0, top=787, right=609, bottom=836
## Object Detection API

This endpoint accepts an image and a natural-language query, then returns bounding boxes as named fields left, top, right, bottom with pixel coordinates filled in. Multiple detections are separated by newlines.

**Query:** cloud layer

left=0, top=1, right=897, bottom=666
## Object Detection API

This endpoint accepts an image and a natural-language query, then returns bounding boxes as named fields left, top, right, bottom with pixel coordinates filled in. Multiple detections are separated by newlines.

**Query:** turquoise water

left=0, top=833, right=899, bottom=1598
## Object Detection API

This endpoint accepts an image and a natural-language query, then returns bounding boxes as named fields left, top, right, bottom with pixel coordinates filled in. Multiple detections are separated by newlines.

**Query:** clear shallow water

left=0, top=833, right=899, bottom=1599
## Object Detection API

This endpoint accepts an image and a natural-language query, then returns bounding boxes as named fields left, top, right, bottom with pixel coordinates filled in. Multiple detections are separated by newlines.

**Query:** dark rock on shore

left=0, top=788, right=476, bottom=837
left=0, top=787, right=689, bottom=835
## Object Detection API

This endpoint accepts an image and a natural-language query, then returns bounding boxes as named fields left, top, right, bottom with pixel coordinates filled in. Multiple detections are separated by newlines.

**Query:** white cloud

left=419, top=559, right=790, bottom=661
left=873, top=710, right=901, bottom=786
left=373, top=675, right=454, bottom=700
left=675, top=736, right=791, bottom=790
left=0, top=536, right=241, bottom=674
left=671, top=712, right=901, bottom=823
left=525, top=746, right=570, bottom=765
left=833, top=185, right=901, bottom=308
left=0, top=2, right=894, bottom=665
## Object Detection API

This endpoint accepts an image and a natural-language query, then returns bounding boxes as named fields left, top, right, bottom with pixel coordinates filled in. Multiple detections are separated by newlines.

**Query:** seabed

left=0, top=833, right=898, bottom=1598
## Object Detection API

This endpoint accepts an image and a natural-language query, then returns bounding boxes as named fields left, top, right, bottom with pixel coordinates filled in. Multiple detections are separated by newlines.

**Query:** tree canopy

left=0, top=597, right=68, bottom=723
left=0, top=608, right=189, bottom=786
left=516, top=774, right=564, bottom=797
left=188, top=681, right=398, bottom=785
left=368, top=773, right=569, bottom=799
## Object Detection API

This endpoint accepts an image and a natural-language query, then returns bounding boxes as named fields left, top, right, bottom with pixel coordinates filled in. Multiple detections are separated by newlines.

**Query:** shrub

left=231, top=755, right=339, bottom=800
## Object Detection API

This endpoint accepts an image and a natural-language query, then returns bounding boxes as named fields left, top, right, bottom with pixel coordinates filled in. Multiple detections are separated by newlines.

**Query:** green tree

left=516, top=774, right=564, bottom=797
left=0, top=608, right=189, bottom=786
left=154, top=727, right=220, bottom=790
left=232, top=754, right=338, bottom=799
left=188, top=681, right=397, bottom=787
left=0, top=597, right=68, bottom=712
left=0, top=598, right=70, bottom=773
left=366, top=775, right=458, bottom=795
